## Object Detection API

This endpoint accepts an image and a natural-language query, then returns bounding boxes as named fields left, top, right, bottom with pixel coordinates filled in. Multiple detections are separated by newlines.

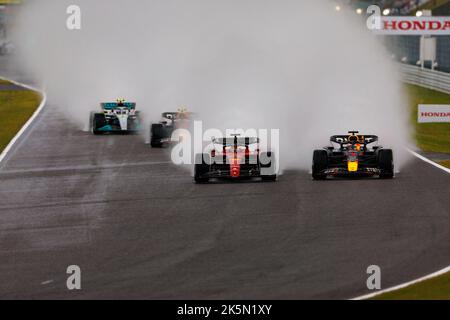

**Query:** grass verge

left=371, top=85, right=450, bottom=300
left=0, top=79, right=14, bottom=85
left=0, top=87, right=42, bottom=153
left=405, top=84, right=450, bottom=154
left=373, top=272, right=450, bottom=300
left=438, top=160, right=450, bottom=169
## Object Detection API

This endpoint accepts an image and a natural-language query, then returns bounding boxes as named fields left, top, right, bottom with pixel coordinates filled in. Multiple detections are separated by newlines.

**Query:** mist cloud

left=10, top=0, right=412, bottom=170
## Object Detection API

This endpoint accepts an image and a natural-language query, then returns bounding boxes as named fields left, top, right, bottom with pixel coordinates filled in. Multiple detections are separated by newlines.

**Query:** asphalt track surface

left=0, top=99, right=449, bottom=300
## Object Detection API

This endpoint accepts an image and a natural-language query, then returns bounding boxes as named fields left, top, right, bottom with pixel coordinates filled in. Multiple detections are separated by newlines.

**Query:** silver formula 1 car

left=91, top=99, right=142, bottom=134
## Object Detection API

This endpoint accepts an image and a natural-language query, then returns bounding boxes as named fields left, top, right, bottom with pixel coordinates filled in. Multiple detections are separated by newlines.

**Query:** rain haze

left=9, top=0, right=412, bottom=170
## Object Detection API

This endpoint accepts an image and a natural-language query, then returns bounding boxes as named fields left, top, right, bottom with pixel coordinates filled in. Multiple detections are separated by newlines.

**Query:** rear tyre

left=93, top=113, right=107, bottom=135
left=260, top=152, right=278, bottom=182
left=150, top=124, right=164, bottom=148
left=262, top=174, right=277, bottom=182
left=151, top=140, right=163, bottom=148
left=312, top=150, right=328, bottom=180
left=378, top=149, right=394, bottom=179
left=128, top=117, right=141, bottom=134
left=194, top=153, right=210, bottom=183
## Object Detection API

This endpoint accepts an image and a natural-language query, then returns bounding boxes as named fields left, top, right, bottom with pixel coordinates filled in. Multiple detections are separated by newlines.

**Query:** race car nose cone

left=117, top=114, right=128, bottom=131
left=348, top=161, right=359, bottom=172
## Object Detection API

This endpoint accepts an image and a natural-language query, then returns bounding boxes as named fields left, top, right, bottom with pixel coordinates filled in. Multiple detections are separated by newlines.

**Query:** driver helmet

left=116, top=98, right=125, bottom=107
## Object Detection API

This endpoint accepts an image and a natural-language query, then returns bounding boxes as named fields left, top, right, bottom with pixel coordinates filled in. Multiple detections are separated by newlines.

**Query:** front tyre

left=127, top=117, right=141, bottom=134
left=151, top=140, right=163, bottom=148
left=150, top=124, right=164, bottom=148
left=378, top=149, right=394, bottom=179
left=312, top=150, right=328, bottom=180
left=260, top=152, right=278, bottom=181
left=261, top=174, right=277, bottom=182
left=194, top=153, right=210, bottom=183
left=93, top=113, right=107, bottom=135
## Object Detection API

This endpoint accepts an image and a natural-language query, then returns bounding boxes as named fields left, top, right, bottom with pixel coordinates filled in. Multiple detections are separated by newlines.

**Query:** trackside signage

left=418, top=105, right=450, bottom=123
left=372, top=17, right=450, bottom=35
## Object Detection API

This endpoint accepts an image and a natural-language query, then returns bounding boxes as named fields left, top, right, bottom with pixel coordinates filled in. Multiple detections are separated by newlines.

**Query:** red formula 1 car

left=194, top=135, right=278, bottom=183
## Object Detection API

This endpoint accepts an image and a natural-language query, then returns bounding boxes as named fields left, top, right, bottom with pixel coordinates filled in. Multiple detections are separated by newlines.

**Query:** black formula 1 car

left=150, top=110, right=192, bottom=148
left=194, top=135, right=278, bottom=183
left=312, top=131, right=394, bottom=180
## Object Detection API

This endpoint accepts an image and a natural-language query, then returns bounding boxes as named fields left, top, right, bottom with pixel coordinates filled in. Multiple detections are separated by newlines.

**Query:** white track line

left=0, top=77, right=47, bottom=166
left=2, top=76, right=450, bottom=300
left=408, top=149, right=450, bottom=174
left=353, top=150, right=450, bottom=300
left=352, top=266, right=450, bottom=300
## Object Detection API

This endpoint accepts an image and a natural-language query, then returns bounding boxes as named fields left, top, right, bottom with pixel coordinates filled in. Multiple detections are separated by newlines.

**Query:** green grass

left=0, top=79, right=13, bottom=85
left=370, top=85, right=450, bottom=300
left=439, top=160, right=450, bottom=169
left=405, top=84, right=450, bottom=154
left=373, top=272, right=450, bottom=300
left=0, top=88, right=42, bottom=153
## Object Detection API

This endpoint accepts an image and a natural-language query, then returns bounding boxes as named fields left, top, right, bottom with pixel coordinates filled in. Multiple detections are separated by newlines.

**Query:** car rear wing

left=162, top=111, right=197, bottom=120
left=101, top=102, right=136, bottom=110
left=213, top=137, right=260, bottom=147
left=330, top=135, right=378, bottom=145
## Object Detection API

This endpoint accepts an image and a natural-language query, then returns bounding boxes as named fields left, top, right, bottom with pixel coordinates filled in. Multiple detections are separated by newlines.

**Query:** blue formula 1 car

left=312, top=131, right=394, bottom=180
left=91, top=99, right=142, bottom=134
